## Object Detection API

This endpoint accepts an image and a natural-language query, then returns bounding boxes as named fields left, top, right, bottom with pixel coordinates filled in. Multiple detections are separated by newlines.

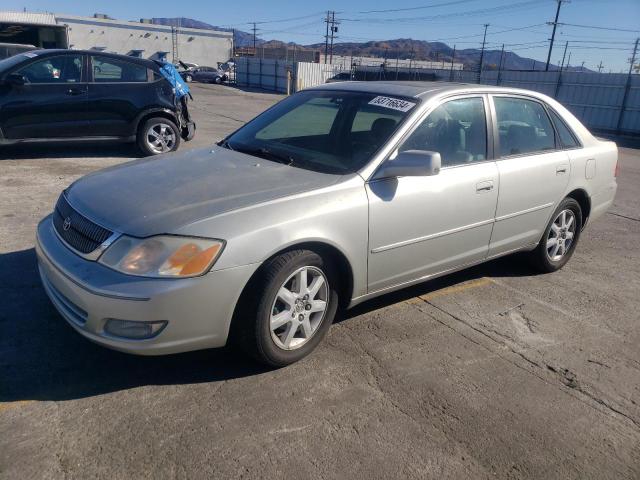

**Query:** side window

left=399, top=97, right=487, bottom=167
left=549, top=109, right=580, bottom=149
left=494, top=97, right=556, bottom=156
left=16, top=55, right=83, bottom=83
left=91, top=56, right=148, bottom=83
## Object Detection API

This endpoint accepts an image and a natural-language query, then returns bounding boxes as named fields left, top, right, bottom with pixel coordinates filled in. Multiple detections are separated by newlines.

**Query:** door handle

left=476, top=180, right=494, bottom=193
left=556, top=164, right=569, bottom=175
left=66, top=88, right=85, bottom=96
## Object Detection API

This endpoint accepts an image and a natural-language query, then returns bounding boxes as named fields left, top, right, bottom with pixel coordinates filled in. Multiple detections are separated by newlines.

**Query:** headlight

left=98, top=235, right=224, bottom=278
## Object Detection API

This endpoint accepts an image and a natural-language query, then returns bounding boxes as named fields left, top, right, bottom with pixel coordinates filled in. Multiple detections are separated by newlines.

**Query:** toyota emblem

left=62, top=217, right=72, bottom=231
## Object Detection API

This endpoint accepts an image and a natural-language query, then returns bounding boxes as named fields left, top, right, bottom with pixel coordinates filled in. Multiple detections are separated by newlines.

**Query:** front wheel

left=184, top=74, right=193, bottom=83
left=137, top=117, right=180, bottom=156
left=529, top=197, right=582, bottom=273
left=236, top=250, right=339, bottom=367
left=214, top=76, right=222, bottom=84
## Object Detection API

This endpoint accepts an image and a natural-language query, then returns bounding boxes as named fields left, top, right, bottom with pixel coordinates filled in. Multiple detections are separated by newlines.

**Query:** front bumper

left=36, top=215, right=257, bottom=355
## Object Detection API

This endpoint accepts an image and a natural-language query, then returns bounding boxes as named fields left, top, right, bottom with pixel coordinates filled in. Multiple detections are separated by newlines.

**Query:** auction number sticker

left=368, top=96, right=416, bottom=112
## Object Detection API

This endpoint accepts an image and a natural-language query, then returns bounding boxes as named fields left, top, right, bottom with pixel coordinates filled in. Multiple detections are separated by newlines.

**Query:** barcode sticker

left=368, top=96, right=416, bottom=112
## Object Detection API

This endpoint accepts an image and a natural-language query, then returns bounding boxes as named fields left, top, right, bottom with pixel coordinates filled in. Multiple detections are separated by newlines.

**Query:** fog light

left=104, top=319, right=167, bottom=340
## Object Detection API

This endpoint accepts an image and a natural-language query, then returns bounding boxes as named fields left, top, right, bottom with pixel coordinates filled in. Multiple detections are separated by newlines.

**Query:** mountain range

left=151, top=17, right=581, bottom=72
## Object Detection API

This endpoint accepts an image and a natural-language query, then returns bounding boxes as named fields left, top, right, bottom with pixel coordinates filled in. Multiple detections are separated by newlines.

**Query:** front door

left=488, top=95, right=571, bottom=257
left=367, top=96, right=499, bottom=293
left=0, top=53, right=87, bottom=139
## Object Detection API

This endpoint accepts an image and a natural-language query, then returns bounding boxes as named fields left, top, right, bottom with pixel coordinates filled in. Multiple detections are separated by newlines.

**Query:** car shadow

left=0, top=247, right=536, bottom=402
left=0, top=142, right=139, bottom=160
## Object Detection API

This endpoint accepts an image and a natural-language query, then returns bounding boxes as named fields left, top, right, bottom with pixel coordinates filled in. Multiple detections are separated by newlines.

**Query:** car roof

left=308, top=80, right=548, bottom=101
left=23, top=49, right=159, bottom=69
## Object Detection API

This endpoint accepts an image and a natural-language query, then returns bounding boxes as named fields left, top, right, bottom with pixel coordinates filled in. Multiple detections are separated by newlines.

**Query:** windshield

left=223, top=90, right=418, bottom=174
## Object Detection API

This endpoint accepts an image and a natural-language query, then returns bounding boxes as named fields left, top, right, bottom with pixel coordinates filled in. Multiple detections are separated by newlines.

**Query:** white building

left=0, top=11, right=233, bottom=66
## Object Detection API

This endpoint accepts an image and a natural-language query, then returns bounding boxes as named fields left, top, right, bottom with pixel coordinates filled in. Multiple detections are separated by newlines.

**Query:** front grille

left=53, top=193, right=112, bottom=254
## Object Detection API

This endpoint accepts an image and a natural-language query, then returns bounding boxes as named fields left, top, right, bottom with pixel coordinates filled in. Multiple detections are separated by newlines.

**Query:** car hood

left=65, top=146, right=344, bottom=237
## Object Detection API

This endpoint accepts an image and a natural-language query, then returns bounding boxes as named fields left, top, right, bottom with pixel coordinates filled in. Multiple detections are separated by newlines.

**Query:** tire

left=185, top=74, right=193, bottom=83
left=214, top=76, right=222, bottom=84
left=236, top=250, right=340, bottom=367
left=529, top=197, right=582, bottom=273
left=136, top=117, right=180, bottom=156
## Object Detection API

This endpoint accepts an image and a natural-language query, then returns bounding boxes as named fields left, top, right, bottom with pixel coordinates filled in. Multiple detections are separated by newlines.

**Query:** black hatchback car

left=0, top=50, right=195, bottom=156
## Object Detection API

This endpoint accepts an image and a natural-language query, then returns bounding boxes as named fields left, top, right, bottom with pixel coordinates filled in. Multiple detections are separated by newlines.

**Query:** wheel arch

left=566, top=188, right=591, bottom=228
left=227, top=240, right=355, bottom=345
left=133, top=108, right=179, bottom=134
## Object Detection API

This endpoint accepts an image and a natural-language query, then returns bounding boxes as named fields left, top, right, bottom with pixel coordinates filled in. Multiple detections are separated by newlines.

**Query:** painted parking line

left=406, top=277, right=493, bottom=304
left=0, top=400, right=35, bottom=413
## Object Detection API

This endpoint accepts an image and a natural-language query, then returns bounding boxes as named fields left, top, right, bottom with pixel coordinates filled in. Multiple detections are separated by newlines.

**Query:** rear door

left=488, top=95, right=570, bottom=257
left=87, top=55, right=157, bottom=137
left=0, top=53, right=88, bottom=139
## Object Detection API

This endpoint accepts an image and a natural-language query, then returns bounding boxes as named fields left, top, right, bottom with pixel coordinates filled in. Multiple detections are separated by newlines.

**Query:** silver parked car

left=36, top=82, right=618, bottom=366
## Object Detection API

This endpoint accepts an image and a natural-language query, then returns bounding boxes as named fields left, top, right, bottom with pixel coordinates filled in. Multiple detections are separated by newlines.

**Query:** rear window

left=91, top=55, right=148, bottom=83
left=494, top=97, right=556, bottom=156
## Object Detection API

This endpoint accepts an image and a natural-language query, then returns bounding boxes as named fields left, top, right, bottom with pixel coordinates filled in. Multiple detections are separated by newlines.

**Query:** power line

left=557, top=22, right=640, bottom=33
left=354, top=0, right=479, bottom=14
left=340, top=0, right=544, bottom=23
left=252, top=12, right=326, bottom=25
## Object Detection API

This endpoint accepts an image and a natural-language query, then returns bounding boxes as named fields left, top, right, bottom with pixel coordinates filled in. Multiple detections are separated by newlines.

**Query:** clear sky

left=4, top=0, right=639, bottom=72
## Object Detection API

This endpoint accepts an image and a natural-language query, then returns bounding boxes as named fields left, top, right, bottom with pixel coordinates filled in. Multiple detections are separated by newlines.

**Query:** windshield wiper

left=234, top=145, right=296, bottom=166
left=218, top=139, right=234, bottom=151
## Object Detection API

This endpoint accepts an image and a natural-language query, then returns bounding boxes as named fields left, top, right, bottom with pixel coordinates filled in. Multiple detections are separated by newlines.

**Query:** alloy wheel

left=270, top=266, right=329, bottom=350
left=546, top=209, right=576, bottom=262
left=145, top=123, right=176, bottom=154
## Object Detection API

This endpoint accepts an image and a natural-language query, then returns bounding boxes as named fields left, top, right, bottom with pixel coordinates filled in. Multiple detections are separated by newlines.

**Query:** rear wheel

left=137, top=117, right=180, bottom=156
left=184, top=74, right=193, bottom=83
left=236, top=250, right=339, bottom=367
left=529, top=197, right=582, bottom=272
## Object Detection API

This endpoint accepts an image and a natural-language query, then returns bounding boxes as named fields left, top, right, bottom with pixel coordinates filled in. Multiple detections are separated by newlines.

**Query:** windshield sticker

left=368, top=96, right=416, bottom=112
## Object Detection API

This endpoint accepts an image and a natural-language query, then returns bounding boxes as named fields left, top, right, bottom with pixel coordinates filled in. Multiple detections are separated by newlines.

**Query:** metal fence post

left=259, top=58, right=262, bottom=90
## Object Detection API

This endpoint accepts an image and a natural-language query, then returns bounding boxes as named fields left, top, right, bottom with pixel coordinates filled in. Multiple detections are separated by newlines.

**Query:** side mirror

left=6, top=73, right=26, bottom=86
left=374, top=150, right=442, bottom=179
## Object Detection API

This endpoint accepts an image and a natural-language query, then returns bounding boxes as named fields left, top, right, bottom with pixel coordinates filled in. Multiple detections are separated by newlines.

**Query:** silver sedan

left=36, top=82, right=618, bottom=366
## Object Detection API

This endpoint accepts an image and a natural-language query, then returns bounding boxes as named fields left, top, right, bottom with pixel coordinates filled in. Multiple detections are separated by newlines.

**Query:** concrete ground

left=1, top=84, right=638, bottom=479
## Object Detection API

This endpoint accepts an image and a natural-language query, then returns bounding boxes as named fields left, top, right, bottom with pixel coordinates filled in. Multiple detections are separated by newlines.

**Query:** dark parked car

left=181, top=66, right=227, bottom=84
left=0, top=49, right=195, bottom=156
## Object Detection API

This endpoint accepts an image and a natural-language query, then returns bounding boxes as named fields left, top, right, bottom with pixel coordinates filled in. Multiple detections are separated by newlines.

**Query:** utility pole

left=617, top=38, right=639, bottom=132
left=329, top=11, right=339, bottom=64
left=324, top=11, right=330, bottom=64
left=566, top=51, right=571, bottom=70
left=449, top=44, right=456, bottom=81
left=251, top=22, right=258, bottom=52
left=559, top=41, right=568, bottom=71
left=477, top=23, right=489, bottom=83
left=597, top=61, right=604, bottom=73
left=545, top=0, right=567, bottom=71
left=497, top=43, right=505, bottom=85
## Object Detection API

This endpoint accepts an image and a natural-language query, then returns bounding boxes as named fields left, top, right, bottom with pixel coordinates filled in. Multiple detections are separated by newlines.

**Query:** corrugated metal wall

left=236, top=58, right=640, bottom=135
